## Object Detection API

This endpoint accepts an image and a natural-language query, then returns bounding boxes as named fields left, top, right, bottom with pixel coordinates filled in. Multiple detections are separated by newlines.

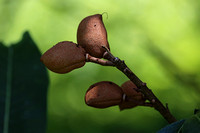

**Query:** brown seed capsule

left=85, top=81, right=123, bottom=108
left=119, top=80, right=145, bottom=111
left=77, top=14, right=110, bottom=58
left=121, top=80, right=143, bottom=100
left=40, top=41, right=86, bottom=74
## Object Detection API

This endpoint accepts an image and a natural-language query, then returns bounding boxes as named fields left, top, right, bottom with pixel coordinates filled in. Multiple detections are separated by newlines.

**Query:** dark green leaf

left=180, top=112, right=200, bottom=133
left=0, top=32, right=49, bottom=133
left=157, top=119, right=185, bottom=133
left=158, top=112, right=200, bottom=133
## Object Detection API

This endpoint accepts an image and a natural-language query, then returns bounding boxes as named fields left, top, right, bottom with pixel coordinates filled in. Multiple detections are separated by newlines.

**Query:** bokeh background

left=0, top=0, right=200, bottom=132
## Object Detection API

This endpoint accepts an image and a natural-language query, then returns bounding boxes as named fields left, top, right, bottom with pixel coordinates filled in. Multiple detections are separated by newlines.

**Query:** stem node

left=101, top=49, right=177, bottom=123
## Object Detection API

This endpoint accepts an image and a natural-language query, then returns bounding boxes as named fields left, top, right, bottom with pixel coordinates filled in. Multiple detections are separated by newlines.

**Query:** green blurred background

left=0, top=0, right=200, bottom=132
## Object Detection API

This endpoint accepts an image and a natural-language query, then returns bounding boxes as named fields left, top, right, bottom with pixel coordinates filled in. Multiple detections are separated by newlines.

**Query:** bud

left=77, top=14, right=110, bottom=58
left=119, top=80, right=145, bottom=111
left=85, top=81, right=123, bottom=108
left=40, top=41, right=86, bottom=74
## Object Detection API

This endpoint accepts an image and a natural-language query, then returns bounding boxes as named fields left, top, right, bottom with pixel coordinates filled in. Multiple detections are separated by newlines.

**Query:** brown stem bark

left=102, top=48, right=177, bottom=124
left=86, top=53, right=114, bottom=66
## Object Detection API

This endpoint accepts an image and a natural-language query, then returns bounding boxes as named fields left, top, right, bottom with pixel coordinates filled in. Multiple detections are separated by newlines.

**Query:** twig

left=127, top=97, right=153, bottom=107
left=142, top=102, right=154, bottom=107
left=102, top=46, right=177, bottom=123
left=86, top=53, right=114, bottom=66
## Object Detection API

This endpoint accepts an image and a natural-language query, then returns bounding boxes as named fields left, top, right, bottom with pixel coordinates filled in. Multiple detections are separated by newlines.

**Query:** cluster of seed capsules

left=41, top=14, right=146, bottom=110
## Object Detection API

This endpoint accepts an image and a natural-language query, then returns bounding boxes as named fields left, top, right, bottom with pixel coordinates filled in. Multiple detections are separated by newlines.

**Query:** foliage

left=157, top=120, right=185, bottom=133
left=0, top=32, right=49, bottom=133
left=158, top=111, right=200, bottom=133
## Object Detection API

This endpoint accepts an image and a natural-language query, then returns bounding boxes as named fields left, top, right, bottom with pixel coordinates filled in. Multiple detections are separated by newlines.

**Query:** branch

left=142, top=102, right=154, bottom=107
left=127, top=97, right=153, bottom=107
left=86, top=53, right=114, bottom=66
left=102, top=46, right=177, bottom=123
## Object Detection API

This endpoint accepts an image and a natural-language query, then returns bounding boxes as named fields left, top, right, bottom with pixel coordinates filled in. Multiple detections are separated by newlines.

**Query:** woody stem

left=86, top=53, right=114, bottom=66
left=102, top=47, right=177, bottom=124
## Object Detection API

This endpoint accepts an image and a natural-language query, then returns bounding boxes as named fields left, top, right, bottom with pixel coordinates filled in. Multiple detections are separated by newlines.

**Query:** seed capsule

left=121, top=80, right=143, bottom=100
left=119, top=80, right=145, bottom=111
left=85, top=81, right=123, bottom=108
left=77, top=14, right=110, bottom=58
left=40, top=41, right=86, bottom=74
